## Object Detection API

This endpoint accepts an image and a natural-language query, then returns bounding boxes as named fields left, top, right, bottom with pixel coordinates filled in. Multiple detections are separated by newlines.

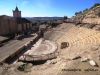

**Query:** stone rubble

left=89, top=60, right=98, bottom=67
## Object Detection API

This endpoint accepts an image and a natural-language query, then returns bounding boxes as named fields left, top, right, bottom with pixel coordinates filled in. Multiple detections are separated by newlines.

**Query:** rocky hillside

left=73, top=3, right=100, bottom=24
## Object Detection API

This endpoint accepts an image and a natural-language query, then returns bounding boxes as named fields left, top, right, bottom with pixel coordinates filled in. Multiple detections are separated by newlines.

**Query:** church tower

left=13, top=6, right=21, bottom=18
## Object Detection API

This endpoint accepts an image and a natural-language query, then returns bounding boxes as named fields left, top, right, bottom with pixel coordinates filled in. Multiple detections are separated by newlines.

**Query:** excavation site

left=0, top=2, right=100, bottom=75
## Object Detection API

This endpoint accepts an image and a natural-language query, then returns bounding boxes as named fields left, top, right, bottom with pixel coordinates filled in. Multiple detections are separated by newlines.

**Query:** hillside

left=73, top=3, right=100, bottom=24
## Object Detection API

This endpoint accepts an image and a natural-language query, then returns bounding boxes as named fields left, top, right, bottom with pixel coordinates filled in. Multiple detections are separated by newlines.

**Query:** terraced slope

left=57, top=27, right=100, bottom=46
left=44, top=23, right=75, bottom=41
left=57, top=26, right=100, bottom=58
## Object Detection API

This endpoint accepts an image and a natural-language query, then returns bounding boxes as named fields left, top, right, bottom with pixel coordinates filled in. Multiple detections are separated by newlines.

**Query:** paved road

left=0, top=34, right=37, bottom=62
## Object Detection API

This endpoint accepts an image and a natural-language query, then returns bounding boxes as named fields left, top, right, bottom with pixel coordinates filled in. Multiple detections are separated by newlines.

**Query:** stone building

left=13, top=6, right=21, bottom=18
left=0, top=15, right=17, bottom=36
left=0, top=7, right=33, bottom=36
left=16, top=18, right=33, bottom=35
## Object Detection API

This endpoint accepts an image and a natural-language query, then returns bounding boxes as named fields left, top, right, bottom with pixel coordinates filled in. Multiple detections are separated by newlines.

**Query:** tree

left=83, top=9, right=88, bottom=13
left=75, top=11, right=82, bottom=16
left=94, top=3, right=100, bottom=7
left=91, top=3, right=100, bottom=9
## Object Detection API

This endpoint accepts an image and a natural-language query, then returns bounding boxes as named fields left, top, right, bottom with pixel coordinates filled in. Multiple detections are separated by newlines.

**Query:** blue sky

left=0, top=0, right=100, bottom=17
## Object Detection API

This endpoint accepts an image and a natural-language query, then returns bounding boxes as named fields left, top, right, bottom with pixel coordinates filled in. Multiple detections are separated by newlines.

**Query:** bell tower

left=13, top=6, right=21, bottom=18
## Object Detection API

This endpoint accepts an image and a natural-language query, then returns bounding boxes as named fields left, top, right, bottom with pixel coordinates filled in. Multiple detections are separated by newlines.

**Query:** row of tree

left=75, top=3, right=100, bottom=16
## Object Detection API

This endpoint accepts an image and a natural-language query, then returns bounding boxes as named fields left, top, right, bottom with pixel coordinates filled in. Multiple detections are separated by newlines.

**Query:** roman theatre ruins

left=19, top=38, right=58, bottom=62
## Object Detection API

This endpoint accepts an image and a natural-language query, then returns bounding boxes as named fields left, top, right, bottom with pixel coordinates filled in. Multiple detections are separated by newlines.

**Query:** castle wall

left=0, top=16, right=33, bottom=36
left=0, top=7, right=33, bottom=36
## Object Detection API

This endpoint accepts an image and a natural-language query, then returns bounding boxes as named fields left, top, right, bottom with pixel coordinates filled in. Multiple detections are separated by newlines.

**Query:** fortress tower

left=13, top=6, right=21, bottom=18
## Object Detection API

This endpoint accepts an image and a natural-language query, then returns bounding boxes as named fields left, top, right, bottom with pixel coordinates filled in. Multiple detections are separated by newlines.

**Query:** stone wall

left=0, top=16, right=17, bottom=35
left=0, top=16, right=33, bottom=36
